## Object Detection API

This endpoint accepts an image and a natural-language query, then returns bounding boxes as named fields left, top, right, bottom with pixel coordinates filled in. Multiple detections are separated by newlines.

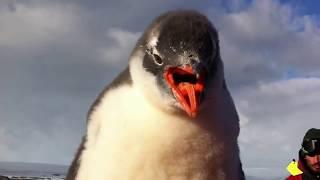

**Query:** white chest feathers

left=75, top=85, right=241, bottom=180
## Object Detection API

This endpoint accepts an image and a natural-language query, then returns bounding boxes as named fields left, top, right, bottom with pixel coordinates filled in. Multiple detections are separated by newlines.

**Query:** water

left=0, top=162, right=67, bottom=180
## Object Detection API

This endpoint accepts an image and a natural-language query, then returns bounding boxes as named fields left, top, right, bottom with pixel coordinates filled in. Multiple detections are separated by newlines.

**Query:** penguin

left=66, top=10, right=245, bottom=180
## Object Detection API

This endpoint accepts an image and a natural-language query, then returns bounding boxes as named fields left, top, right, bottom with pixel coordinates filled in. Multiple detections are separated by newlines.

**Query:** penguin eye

left=152, top=54, right=163, bottom=66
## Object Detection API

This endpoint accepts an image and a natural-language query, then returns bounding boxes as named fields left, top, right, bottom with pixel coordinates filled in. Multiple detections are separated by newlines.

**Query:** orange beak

left=164, top=65, right=205, bottom=118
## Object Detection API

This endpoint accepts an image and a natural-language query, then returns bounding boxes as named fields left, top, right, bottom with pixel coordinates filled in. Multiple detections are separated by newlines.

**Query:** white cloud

left=237, top=77, right=320, bottom=118
left=239, top=111, right=250, bottom=128
left=236, top=77, right=320, bottom=175
left=99, top=28, right=140, bottom=66
left=209, top=0, right=320, bottom=88
left=0, top=128, right=12, bottom=161
left=0, top=2, right=81, bottom=47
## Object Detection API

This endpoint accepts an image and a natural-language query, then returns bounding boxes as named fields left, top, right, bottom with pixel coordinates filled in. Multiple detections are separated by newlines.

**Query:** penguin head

left=130, top=10, right=221, bottom=118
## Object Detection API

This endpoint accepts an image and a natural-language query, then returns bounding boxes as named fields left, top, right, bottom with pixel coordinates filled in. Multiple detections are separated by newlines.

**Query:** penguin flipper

left=239, top=161, right=246, bottom=180
left=87, top=67, right=132, bottom=123
left=66, top=67, right=132, bottom=180
left=65, top=136, right=86, bottom=180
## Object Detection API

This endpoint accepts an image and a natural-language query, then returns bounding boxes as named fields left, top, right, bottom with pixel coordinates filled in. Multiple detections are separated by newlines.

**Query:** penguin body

left=66, top=10, right=245, bottom=180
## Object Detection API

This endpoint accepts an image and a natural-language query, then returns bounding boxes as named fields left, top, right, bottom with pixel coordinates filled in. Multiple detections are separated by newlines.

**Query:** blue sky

left=281, top=0, right=320, bottom=16
left=0, top=0, right=319, bottom=179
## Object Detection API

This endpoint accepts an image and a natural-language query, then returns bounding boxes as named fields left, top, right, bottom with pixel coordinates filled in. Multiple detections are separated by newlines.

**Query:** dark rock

left=0, top=175, right=10, bottom=180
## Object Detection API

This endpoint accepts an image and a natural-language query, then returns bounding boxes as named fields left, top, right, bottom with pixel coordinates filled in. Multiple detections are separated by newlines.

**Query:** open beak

left=164, top=65, right=205, bottom=118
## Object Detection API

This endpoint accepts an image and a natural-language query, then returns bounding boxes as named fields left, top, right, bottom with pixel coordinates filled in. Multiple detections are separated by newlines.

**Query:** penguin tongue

left=164, top=66, right=205, bottom=118
left=175, top=82, right=198, bottom=118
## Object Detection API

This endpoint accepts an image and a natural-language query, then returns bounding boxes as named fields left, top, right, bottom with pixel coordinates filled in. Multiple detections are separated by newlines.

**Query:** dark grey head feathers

left=137, top=10, right=220, bottom=76
left=129, top=10, right=223, bottom=117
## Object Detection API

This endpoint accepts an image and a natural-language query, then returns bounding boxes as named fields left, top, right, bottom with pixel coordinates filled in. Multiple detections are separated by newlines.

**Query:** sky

left=0, top=0, right=319, bottom=178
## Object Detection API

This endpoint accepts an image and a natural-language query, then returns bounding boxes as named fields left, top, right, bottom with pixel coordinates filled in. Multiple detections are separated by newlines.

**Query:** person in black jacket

left=287, top=128, right=320, bottom=180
